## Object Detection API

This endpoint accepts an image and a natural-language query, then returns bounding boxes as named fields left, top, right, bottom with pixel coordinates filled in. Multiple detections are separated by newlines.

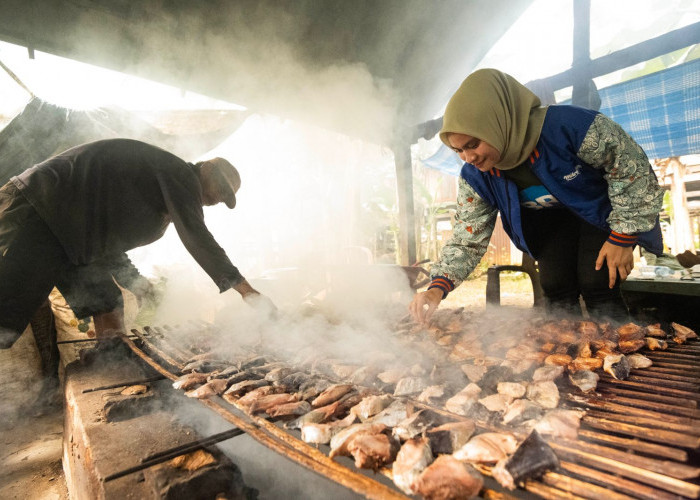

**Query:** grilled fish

left=413, top=455, right=483, bottom=500
left=392, top=437, right=433, bottom=495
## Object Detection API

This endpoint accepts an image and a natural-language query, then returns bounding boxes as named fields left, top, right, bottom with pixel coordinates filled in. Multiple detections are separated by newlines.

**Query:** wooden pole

left=393, top=142, right=416, bottom=266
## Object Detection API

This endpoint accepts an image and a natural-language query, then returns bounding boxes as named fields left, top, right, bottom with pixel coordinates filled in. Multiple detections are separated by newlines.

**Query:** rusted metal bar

left=140, top=428, right=245, bottom=462
left=105, top=428, right=244, bottom=482
left=582, top=415, right=700, bottom=449
left=549, top=442, right=700, bottom=498
left=597, top=386, right=697, bottom=408
left=118, top=333, right=410, bottom=500
left=81, top=375, right=165, bottom=393
left=577, top=429, right=688, bottom=462
left=559, top=461, right=680, bottom=500
left=129, top=328, right=186, bottom=373
left=540, top=470, right=636, bottom=500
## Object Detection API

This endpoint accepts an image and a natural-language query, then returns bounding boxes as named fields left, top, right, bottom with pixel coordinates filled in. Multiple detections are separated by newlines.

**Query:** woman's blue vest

left=459, top=105, right=663, bottom=256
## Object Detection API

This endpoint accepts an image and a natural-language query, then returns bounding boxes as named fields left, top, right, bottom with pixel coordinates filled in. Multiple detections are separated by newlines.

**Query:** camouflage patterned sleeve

left=577, top=113, right=664, bottom=246
left=428, top=177, right=498, bottom=295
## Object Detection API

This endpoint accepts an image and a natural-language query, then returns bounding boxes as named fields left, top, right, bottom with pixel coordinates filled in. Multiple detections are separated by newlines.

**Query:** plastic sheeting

left=0, top=98, right=248, bottom=185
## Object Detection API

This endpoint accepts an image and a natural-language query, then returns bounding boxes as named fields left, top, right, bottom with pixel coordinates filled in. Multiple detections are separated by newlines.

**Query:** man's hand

left=595, top=242, right=634, bottom=288
left=409, top=288, right=443, bottom=325
left=234, top=280, right=279, bottom=319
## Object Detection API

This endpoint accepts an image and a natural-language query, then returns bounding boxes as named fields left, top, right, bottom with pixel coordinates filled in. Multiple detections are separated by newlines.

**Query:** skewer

left=82, top=375, right=165, bottom=393
left=104, top=428, right=244, bottom=482
left=140, top=427, right=245, bottom=462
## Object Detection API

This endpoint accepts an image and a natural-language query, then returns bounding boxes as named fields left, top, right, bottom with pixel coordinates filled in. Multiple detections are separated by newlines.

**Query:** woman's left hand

left=595, top=242, right=634, bottom=288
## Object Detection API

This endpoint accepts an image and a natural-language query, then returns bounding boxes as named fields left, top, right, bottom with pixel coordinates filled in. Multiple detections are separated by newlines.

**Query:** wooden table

left=621, top=276, right=700, bottom=328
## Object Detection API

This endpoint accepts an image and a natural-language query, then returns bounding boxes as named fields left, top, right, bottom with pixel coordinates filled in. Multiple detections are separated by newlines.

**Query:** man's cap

left=207, top=158, right=241, bottom=208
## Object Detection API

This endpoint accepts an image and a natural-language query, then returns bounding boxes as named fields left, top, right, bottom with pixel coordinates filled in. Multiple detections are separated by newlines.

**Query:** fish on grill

left=533, top=409, right=583, bottom=439
left=248, top=393, right=299, bottom=414
left=416, top=385, right=447, bottom=405
left=350, top=394, right=393, bottom=421
left=532, top=365, right=564, bottom=383
left=645, top=337, right=668, bottom=350
left=367, top=399, right=409, bottom=427
left=618, top=339, right=645, bottom=354
left=412, top=455, right=483, bottom=500
left=346, top=429, right=400, bottom=470
left=526, top=381, right=559, bottom=409
left=393, top=409, right=447, bottom=441
left=603, top=354, right=630, bottom=380
left=223, top=379, right=269, bottom=399
left=266, top=400, right=311, bottom=418
left=497, top=382, right=527, bottom=399
left=544, top=354, right=572, bottom=366
left=300, top=413, right=357, bottom=445
left=671, top=322, right=697, bottom=344
left=568, top=357, right=603, bottom=373
left=445, top=383, right=482, bottom=416
left=460, top=364, right=487, bottom=383
left=185, top=378, right=228, bottom=398
left=492, top=430, right=559, bottom=490
left=426, top=421, right=476, bottom=455
left=569, top=370, right=599, bottom=393
left=478, top=394, right=512, bottom=413
left=183, top=359, right=230, bottom=373
left=627, top=353, right=653, bottom=369
left=172, top=372, right=209, bottom=390
left=394, top=377, right=429, bottom=396
left=645, top=323, right=666, bottom=337
left=392, top=437, right=433, bottom=495
left=235, top=385, right=284, bottom=408
left=453, top=432, right=518, bottom=464
left=311, top=384, right=354, bottom=407
left=297, top=378, right=333, bottom=400
left=502, top=399, right=543, bottom=426
left=328, top=422, right=388, bottom=458
left=617, top=322, right=645, bottom=341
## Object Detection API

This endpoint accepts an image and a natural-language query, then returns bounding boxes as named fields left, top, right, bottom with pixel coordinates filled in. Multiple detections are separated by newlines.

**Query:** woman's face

left=447, top=133, right=501, bottom=173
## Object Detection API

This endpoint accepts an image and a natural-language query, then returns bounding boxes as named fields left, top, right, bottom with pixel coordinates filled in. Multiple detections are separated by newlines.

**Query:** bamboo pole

left=582, top=415, right=700, bottom=449
left=586, top=409, right=700, bottom=436
left=576, top=430, right=688, bottom=462
left=597, top=386, right=698, bottom=408
left=559, top=461, right=680, bottom=500
left=549, top=442, right=700, bottom=498
left=129, top=328, right=186, bottom=373
left=567, top=394, right=700, bottom=423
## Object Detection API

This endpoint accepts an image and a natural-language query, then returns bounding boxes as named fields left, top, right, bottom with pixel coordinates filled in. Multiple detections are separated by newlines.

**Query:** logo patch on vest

left=563, top=165, right=582, bottom=181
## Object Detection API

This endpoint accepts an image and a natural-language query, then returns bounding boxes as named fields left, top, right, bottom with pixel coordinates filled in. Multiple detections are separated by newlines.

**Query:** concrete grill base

left=62, top=346, right=252, bottom=499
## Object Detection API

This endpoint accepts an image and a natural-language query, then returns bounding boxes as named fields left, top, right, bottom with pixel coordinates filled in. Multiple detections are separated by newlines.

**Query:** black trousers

left=521, top=208, right=629, bottom=322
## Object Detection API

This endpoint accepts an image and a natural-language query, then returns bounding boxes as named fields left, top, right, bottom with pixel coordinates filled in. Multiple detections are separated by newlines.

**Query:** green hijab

left=439, top=68, right=548, bottom=170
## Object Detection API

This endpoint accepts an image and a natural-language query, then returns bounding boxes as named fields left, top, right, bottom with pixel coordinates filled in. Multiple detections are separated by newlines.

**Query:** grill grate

left=119, top=322, right=700, bottom=500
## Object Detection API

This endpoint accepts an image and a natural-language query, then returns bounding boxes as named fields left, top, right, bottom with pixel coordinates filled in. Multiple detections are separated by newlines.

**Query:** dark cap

left=205, top=158, right=241, bottom=208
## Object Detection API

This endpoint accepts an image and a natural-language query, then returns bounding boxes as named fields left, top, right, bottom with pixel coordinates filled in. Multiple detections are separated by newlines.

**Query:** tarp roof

left=0, top=0, right=533, bottom=143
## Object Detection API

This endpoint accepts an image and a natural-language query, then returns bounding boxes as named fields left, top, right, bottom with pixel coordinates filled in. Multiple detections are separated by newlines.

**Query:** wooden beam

left=544, top=22, right=700, bottom=91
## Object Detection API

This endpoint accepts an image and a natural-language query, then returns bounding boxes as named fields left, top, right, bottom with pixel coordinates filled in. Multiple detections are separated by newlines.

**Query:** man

left=0, top=138, right=275, bottom=350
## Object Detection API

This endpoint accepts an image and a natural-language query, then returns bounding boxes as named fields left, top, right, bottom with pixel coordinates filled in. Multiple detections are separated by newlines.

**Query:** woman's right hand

left=409, top=288, right=444, bottom=324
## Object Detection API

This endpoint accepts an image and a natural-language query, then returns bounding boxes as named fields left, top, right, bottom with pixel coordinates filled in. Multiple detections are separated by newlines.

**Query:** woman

left=409, top=69, right=663, bottom=324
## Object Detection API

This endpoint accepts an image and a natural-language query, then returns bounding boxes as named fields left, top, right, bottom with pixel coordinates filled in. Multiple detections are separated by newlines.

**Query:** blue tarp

left=421, top=59, right=700, bottom=174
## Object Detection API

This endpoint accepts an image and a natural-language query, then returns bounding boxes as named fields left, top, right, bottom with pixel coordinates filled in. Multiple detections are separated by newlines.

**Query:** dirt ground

left=0, top=410, right=67, bottom=500
left=440, top=273, right=535, bottom=309
left=0, top=330, right=68, bottom=500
